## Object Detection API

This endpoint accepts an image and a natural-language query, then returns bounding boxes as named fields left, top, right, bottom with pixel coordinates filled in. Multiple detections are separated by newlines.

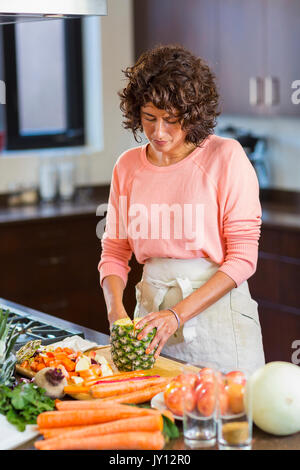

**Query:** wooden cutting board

left=67, top=345, right=199, bottom=400
left=15, top=345, right=199, bottom=400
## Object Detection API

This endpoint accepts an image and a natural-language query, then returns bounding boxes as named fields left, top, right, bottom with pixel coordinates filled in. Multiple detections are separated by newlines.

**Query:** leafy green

left=162, top=415, right=180, bottom=441
left=0, top=382, right=55, bottom=432
left=124, top=402, right=180, bottom=441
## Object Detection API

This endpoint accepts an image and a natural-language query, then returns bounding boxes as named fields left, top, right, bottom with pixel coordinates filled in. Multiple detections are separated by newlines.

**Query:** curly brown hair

left=118, top=44, right=220, bottom=146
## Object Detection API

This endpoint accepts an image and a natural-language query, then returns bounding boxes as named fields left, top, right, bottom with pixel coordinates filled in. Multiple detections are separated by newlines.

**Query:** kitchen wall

left=0, top=0, right=299, bottom=194
left=216, top=115, right=300, bottom=192
left=0, top=0, right=137, bottom=194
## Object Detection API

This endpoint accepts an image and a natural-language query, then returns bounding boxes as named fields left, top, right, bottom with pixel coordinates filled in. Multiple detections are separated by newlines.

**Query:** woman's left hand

left=135, top=310, right=178, bottom=359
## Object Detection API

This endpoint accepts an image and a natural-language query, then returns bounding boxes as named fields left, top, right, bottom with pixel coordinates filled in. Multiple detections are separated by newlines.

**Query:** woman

left=98, top=45, right=265, bottom=374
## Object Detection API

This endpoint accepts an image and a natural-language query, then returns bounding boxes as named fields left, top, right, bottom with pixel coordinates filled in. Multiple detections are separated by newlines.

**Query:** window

left=2, top=19, right=84, bottom=151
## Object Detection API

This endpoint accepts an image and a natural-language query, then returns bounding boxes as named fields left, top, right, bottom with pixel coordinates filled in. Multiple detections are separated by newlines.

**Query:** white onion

left=246, top=361, right=300, bottom=436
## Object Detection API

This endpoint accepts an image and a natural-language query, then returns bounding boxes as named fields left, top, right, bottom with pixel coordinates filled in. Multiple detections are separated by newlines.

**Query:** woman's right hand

left=108, top=306, right=130, bottom=330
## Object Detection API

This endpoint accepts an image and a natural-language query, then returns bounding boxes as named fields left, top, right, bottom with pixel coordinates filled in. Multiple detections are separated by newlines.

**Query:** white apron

left=133, top=257, right=265, bottom=374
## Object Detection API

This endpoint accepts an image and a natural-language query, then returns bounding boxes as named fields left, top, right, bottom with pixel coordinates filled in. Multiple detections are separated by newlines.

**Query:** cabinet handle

left=249, top=77, right=264, bottom=106
left=265, top=76, right=280, bottom=106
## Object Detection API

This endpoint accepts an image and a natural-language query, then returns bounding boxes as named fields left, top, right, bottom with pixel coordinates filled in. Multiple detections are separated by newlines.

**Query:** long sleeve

left=98, top=163, right=133, bottom=288
left=217, top=141, right=262, bottom=286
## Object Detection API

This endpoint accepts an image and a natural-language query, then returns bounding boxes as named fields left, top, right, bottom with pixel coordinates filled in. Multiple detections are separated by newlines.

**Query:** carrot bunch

left=35, top=401, right=174, bottom=450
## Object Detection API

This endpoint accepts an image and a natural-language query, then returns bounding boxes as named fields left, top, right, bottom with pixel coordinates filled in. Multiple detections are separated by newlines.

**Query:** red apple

left=196, top=381, right=216, bottom=417
left=217, top=382, right=229, bottom=416
left=196, top=367, right=215, bottom=386
left=164, top=381, right=196, bottom=416
left=225, top=370, right=246, bottom=386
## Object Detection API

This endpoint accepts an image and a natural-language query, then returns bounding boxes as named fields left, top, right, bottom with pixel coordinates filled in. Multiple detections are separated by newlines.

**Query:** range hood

left=0, top=0, right=107, bottom=25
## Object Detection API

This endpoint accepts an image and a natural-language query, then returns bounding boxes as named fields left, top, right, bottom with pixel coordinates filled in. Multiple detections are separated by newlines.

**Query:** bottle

left=58, top=161, right=75, bottom=200
left=39, top=160, right=57, bottom=202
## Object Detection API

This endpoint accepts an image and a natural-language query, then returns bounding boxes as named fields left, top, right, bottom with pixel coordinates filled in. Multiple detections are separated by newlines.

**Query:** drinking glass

left=217, top=370, right=252, bottom=450
left=182, top=363, right=217, bottom=449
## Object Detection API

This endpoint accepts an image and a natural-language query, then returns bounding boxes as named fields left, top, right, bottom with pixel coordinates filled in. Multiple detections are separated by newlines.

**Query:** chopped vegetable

left=16, top=340, right=42, bottom=364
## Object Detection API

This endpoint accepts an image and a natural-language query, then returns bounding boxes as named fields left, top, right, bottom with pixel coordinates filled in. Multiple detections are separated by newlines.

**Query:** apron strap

left=143, top=274, right=203, bottom=343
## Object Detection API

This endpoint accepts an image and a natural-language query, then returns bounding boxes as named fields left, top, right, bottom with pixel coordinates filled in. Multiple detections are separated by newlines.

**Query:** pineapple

left=110, top=318, right=157, bottom=371
left=0, top=308, right=23, bottom=386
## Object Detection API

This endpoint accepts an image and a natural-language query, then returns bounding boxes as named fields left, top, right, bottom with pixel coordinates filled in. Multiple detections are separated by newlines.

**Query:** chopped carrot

left=79, top=369, right=98, bottom=379
left=61, top=358, right=76, bottom=372
left=63, top=347, right=74, bottom=354
left=36, top=363, right=46, bottom=371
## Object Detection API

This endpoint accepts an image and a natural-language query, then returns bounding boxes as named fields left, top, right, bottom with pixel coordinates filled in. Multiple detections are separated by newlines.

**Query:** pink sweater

left=98, top=135, right=261, bottom=288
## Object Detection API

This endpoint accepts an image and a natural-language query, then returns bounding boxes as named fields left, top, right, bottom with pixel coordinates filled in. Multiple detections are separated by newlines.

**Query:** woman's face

left=141, top=102, right=188, bottom=156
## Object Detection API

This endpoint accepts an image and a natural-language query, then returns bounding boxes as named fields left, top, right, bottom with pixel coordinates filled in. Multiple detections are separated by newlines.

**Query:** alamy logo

left=291, top=80, right=300, bottom=105
left=0, top=80, right=5, bottom=105
left=96, top=197, right=206, bottom=251
left=291, top=340, right=300, bottom=365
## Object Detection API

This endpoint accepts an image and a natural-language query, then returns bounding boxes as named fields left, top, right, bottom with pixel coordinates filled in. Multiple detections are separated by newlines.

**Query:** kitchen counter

left=0, top=186, right=299, bottom=232
left=1, top=297, right=299, bottom=451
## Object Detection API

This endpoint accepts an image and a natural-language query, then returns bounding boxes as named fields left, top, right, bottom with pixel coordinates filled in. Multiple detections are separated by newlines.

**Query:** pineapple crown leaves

left=0, top=308, right=26, bottom=386
left=0, top=309, right=22, bottom=363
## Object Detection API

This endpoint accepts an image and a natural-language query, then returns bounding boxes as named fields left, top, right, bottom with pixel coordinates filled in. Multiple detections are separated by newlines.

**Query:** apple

left=164, top=380, right=196, bottom=416
left=75, top=355, right=91, bottom=372
left=196, top=367, right=218, bottom=388
left=217, top=382, right=229, bottom=416
left=227, top=382, right=245, bottom=414
left=196, top=381, right=216, bottom=417
left=225, top=370, right=246, bottom=386
left=175, top=373, right=198, bottom=388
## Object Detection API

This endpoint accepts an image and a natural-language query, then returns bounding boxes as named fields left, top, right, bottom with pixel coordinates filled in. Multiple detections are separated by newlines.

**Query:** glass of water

left=217, top=370, right=252, bottom=450
left=182, top=363, right=217, bottom=449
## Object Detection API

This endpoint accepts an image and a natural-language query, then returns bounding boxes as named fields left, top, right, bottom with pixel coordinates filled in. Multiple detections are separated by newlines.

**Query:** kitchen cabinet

left=134, top=0, right=220, bottom=75
left=248, top=225, right=300, bottom=363
left=217, top=0, right=267, bottom=115
left=265, top=0, right=300, bottom=116
left=134, top=0, right=300, bottom=116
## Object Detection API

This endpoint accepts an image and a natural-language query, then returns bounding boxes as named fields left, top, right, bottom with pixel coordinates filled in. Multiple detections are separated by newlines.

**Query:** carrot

left=97, top=380, right=171, bottom=405
left=39, top=426, right=87, bottom=439
left=35, top=415, right=163, bottom=449
left=37, top=406, right=161, bottom=429
left=94, top=371, right=150, bottom=381
left=90, top=377, right=169, bottom=398
left=62, top=358, right=76, bottom=372
left=35, top=431, right=164, bottom=450
left=63, top=385, right=91, bottom=394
